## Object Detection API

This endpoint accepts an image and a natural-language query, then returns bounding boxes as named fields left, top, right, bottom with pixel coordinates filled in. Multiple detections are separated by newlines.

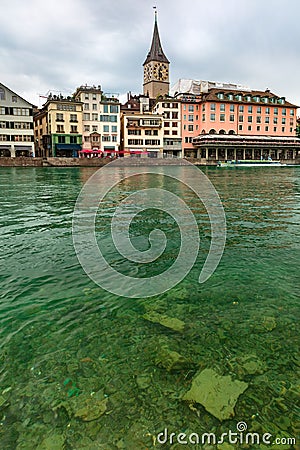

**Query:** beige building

left=121, top=111, right=164, bottom=158
left=74, top=85, right=120, bottom=156
left=34, top=95, right=83, bottom=157
left=0, top=82, right=35, bottom=157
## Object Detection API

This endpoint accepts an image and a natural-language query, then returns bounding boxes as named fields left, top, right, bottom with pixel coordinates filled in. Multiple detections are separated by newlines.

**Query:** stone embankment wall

left=0, top=157, right=299, bottom=167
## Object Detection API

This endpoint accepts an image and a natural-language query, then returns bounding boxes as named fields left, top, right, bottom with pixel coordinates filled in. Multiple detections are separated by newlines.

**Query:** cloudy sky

left=1, top=0, right=300, bottom=108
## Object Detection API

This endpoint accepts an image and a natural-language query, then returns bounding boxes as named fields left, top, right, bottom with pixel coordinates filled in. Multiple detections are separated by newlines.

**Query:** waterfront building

left=34, top=94, right=83, bottom=157
left=121, top=109, right=164, bottom=158
left=171, top=79, right=300, bottom=162
left=74, top=85, right=120, bottom=157
left=0, top=82, right=35, bottom=157
left=152, top=97, right=182, bottom=158
left=143, top=11, right=170, bottom=99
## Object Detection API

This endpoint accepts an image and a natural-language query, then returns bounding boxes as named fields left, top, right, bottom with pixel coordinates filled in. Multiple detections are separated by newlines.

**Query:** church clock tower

left=143, top=10, right=170, bottom=99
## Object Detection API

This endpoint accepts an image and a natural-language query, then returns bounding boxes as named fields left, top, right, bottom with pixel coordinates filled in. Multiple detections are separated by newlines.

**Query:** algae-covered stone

left=231, top=354, right=266, bottom=377
left=143, top=311, right=185, bottom=332
left=74, top=396, right=108, bottom=421
left=182, top=368, right=248, bottom=421
left=37, top=433, right=65, bottom=450
left=156, top=346, right=194, bottom=372
left=262, top=316, right=277, bottom=331
left=136, top=373, right=152, bottom=389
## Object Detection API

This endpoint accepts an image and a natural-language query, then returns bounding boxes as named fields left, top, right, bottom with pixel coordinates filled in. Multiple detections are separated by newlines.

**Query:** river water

left=0, top=166, right=299, bottom=449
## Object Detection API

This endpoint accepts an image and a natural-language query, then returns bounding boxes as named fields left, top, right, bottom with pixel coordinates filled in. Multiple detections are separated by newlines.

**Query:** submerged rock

left=143, top=311, right=185, bottom=332
left=262, top=316, right=277, bottom=331
left=156, top=346, right=194, bottom=372
left=74, top=396, right=108, bottom=422
left=37, top=432, right=65, bottom=450
left=230, top=354, right=266, bottom=377
left=182, top=368, right=248, bottom=421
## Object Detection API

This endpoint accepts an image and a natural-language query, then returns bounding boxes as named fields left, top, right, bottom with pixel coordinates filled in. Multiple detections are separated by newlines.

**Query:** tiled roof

left=203, top=88, right=298, bottom=107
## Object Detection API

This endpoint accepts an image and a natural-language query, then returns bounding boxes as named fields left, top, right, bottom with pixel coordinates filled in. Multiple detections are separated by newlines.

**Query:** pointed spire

left=143, top=9, right=169, bottom=65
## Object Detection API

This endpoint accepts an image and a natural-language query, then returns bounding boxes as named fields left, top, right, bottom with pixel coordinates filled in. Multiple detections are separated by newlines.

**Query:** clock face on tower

left=153, top=62, right=169, bottom=81
left=144, top=65, right=153, bottom=82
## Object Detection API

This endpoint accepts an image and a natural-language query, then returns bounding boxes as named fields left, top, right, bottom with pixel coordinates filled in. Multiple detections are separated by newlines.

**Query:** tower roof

left=143, top=12, right=169, bottom=65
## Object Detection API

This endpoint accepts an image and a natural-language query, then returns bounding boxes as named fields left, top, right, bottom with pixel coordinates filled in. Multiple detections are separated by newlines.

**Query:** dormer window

left=228, top=93, right=233, bottom=100
left=236, top=95, right=242, bottom=101
left=217, top=92, right=224, bottom=100
left=246, top=95, right=251, bottom=102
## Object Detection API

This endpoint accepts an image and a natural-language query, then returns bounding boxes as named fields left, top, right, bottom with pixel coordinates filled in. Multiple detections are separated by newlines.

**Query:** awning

left=80, top=149, right=103, bottom=153
left=56, top=144, right=81, bottom=150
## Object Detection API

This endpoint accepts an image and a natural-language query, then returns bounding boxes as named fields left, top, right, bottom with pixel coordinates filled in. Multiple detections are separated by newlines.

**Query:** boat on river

left=218, top=159, right=287, bottom=167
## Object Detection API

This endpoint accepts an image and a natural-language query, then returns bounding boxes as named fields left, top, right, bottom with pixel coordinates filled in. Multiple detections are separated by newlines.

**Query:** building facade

left=34, top=94, right=83, bottom=157
left=152, top=97, right=182, bottom=157
left=0, top=83, right=35, bottom=157
left=74, top=85, right=120, bottom=157
left=121, top=111, right=164, bottom=157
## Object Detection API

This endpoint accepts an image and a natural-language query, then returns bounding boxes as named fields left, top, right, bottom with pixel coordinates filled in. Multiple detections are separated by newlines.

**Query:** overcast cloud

left=1, top=0, right=300, bottom=109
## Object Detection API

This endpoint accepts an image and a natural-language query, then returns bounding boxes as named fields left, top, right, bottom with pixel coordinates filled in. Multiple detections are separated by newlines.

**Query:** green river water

left=0, top=166, right=299, bottom=449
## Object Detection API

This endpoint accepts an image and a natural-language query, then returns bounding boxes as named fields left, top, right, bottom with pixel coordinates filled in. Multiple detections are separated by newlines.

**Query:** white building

left=152, top=98, right=182, bottom=158
left=0, top=83, right=35, bottom=157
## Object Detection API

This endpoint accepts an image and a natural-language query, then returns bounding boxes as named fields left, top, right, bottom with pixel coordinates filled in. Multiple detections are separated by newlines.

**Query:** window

left=13, top=108, right=30, bottom=116
left=274, top=108, right=278, bottom=115
left=85, top=93, right=89, bottom=100
left=103, top=125, right=109, bottom=132
left=228, top=94, right=233, bottom=100
left=220, top=104, right=225, bottom=112
left=58, top=135, right=65, bottom=143
left=84, top=103, right=89, bottom=110
left=273, top=117, right=278, bottom=124
left=92, top=94, right=97, bottom=100
left=282, top=108, right=286, bottom=116
left=83, top=113, right=90, bottom=120
left=265, top=107, right=270, bottom=115
left=112, top=135, right=117, bottom=142
left=145, top=139, right=160, bottom=145
left=202, top=104, right=205, bottom=111
left=188, top=125, right=194, bottom=131
left=257, top=106, right=261, bottom=113
left=239, top=105, right=244, bottom=112
left=92, top=104, right=97, bottom=110
left=239, top=125, right=243, bottom=131
left=164, top=121, right=170, bottom=127
left=164, top=112, right=170, bottom=119
left=282, top=127, right=285, bottom=132
left=128, top=129, right=141, bottom=135
left=217, top=93, right=224, bottom=99
left=230, top=114, right=234, bottom=122
left=210, top=113, right=215, bottom=121
left=110, top=105, right=119, bottom=113
left=92, top=126, right=97, bottom=132
left=188, top=115, right=194, bottom=122
left=282, top=118, right=286, bottom=124
left=265, top=117, right=270, bottom=124
left=265, top=126, right=269, bottom=131
left=220, top=114, right=225, bottom=122
left=274, top=127, right=277, bottom=132
left=210, top=103, right=216, bottom=111
left=112, top=125, right=117, bottom=132
left=84, top=136, right=90, bottom=142
left=70, top=114, right=77, bottom=122
left=0, top=121, right=5, bottom=128
left=188, top=105, right=194, bottom=112
left=103, top=105, right=108, bottom=113
left=230, top=105, right=234, bottom=112
left=102, top=135, right=111, bottom=142
left=128, top=139, right=143, bottom=145
left=172, top=130, right=178, bottom=135
left=172, top=122, right=178, bottom=127
left=290, top=109, right=295, bottom=116
left=248, top=106, right=252, bottom=113
left=56, top=125, right=64, bottom=133
left=56, top=113, right=64, bottom=121
left=257, top=126, right=261, bottom=131
left=92, top=113, right=98, bottom=121
left=172, top=112, right=178, bottom=119
left=248, top=116, right=252, bottom=123
left=0, top=107, right=5, bottom=115
left=202, top=114, right=205, bottom=121
left=0, top=88, right=5, bottom=100
left=70, top=136, right=78, bottom=144
left=84, top=125, right=90, bottom=132
left=12, top=95, right=17, bottom=103
left=256, top=116, right=261, bottom=123
left=248, top=125, right=252, bottom=130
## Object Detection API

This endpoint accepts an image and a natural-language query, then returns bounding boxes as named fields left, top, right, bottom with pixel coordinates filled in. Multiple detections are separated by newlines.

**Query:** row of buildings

left=1, top=13, right=300, bottom=162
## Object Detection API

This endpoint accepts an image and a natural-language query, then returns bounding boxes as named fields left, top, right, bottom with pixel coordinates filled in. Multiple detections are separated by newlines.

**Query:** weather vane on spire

left=153, top=6, right=157, bottom=23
